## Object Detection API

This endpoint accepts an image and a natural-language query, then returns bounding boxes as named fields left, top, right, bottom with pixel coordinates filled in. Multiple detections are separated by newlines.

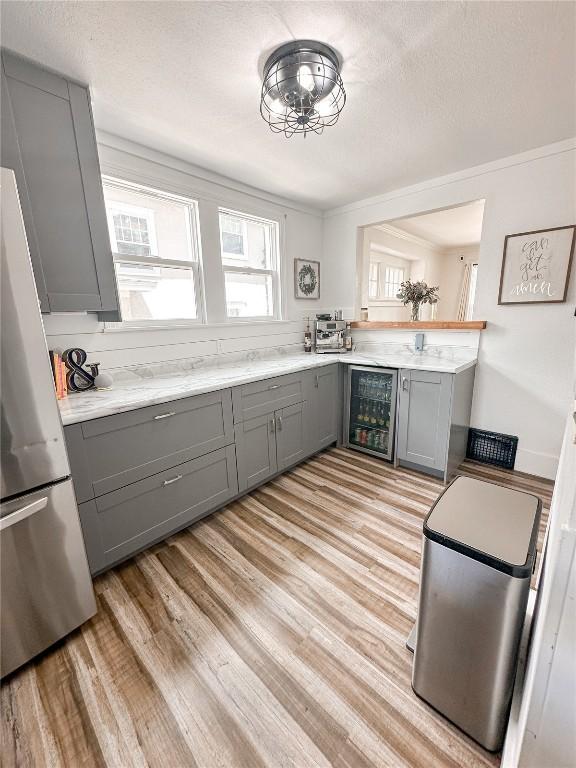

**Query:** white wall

left=435, top=245, right=480, bottom=320
left=323, top=139, right=576, bottom=478
left=43, top=133, right=325, bottom=369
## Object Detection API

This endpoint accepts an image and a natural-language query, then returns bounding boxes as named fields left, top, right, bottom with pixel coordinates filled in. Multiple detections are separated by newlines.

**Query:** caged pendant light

left=260, top=40, right=346, bottom=137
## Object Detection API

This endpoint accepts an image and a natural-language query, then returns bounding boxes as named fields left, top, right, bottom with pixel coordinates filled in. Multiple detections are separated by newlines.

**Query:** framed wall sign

left=294, top=258, right=320, bottom=300
left=498, top=225, right=576, bottom=305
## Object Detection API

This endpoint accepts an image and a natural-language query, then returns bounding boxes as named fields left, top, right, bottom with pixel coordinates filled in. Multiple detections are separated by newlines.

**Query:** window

left=219, top=208, right=280, bottom=319
left=368, top=262, right=380, bottom=299
left=103, top=178, right=202, bottom=323
left=383, top=266, right=405, bottom=299
left=465, top=263, right=479, bottom=321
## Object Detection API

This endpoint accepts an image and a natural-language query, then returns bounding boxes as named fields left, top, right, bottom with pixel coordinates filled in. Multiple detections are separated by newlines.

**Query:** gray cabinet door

left=65, top=389, right=234, bottom=499
left=310, top=366, right=339, bottom=452
left=276, top=401, right=308, bottom=472
left=235, top=413, right=278, bottom=492
left=1, top=51, right=119, bottom=317
left=78, top=446, right=238, bottom=574
left=397, top=369, right=453, bottom=471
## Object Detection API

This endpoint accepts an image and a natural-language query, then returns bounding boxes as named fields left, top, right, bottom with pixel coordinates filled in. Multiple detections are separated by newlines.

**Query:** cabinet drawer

left=78, top=445, right=238, bottom=574
left=66, top=389, right=233, bottom=499
left=232, top=372, right=305, bottom=423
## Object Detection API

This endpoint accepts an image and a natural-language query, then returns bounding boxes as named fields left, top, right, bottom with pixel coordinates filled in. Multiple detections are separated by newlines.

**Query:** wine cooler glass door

left=347, top=366, right=397, bottom=460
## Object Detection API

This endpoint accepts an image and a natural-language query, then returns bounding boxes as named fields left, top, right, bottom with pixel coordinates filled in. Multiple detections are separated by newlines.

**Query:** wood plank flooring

left=1, top=448, right=553, bottom=768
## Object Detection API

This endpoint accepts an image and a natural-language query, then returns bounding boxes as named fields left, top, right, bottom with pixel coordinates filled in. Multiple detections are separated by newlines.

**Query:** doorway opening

left=357, top=200, right=485, bottom=321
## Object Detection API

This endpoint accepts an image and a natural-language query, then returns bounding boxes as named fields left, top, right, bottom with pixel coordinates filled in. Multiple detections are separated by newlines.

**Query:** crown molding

left=371, top=222, right=443, bottom=252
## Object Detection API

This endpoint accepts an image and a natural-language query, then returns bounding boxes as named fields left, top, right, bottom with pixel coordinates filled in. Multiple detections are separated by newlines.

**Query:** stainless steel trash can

left=412, top=475, right=541, bottom=751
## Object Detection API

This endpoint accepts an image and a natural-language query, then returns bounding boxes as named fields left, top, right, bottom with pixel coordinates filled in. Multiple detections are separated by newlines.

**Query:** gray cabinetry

left=396, top=366, right=475, bottom=482
left=234, top=413, right=278, bottom=493
left=276, top=401, right=308, bottom=471
left=307, top=365, right=339, bottom=452
left=79, top=446, right=238, bottom=574
left=65, top=389, right=234, bottom=501
left=1, top=51, right=119, bottom=317
left=235, top=401, right=308, bottom=492
left=232, top=372, right=306, bottom=423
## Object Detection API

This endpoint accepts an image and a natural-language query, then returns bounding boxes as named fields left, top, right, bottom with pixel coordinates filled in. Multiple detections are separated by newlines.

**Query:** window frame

left=102, top=175, right=205, bottom=328
left=218, top=206, right=281, bottom=322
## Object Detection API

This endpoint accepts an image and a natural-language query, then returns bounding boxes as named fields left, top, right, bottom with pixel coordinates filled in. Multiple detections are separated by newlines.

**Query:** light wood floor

left=1, top=448, right=553, bottom=768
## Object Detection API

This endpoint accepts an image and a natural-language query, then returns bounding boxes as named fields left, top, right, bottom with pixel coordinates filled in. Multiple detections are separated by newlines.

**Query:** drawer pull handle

left=154, top=411, right=176, bottom=420
left=268, top=385, right=280, bottom=390
left=162, top=474, right=182, bottom=487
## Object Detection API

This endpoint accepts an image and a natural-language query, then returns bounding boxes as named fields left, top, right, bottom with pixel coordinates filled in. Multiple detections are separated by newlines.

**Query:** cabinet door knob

left=154, top=411, right=176, bottom=420
left=315, top=375, right=319, bottom=388
left=162, top=474, right=182, bottom=486
left=270, top=418, right=276, bottom=433
left=276, top=415, right=283, bottom=431
left=402, top=376, right=409, bottom=392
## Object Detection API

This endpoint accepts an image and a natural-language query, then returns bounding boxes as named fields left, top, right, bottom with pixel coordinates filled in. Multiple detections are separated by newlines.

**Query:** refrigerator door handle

left=0, top=496, right=48, bottom=531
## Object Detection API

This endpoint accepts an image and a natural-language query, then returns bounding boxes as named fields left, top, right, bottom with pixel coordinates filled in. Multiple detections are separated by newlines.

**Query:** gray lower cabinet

left=307, top=365, right=339, bottom=452
left=276, top=401, right=308, bottom=471
left=396, top=366, right=475, bottom=482
left=78, top=445, right=238, bottom=574
left=234, top=413, right=278, bottom=493
left=1, top=51, right=119, bottom=317
left=65, top=389, right=234, bottom=501
left=235, top=401, right=309, bottom=492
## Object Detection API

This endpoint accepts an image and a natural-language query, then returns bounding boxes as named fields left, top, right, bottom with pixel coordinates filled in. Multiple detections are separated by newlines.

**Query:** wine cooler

left=344, top=366, right=398, bottom=460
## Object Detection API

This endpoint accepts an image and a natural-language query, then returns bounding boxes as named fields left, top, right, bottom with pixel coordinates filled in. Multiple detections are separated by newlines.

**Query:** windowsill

left=103, top=318, right=292, bottom=333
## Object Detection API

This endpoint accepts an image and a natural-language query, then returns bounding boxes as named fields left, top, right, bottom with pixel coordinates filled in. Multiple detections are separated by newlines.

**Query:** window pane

left=224, top=272, right=273, bottom=318
left=103, top=180, right=195, bottom=262
left=383, top=266, right=404, bottom=298
left=115, top=262, right=197, bottom=321
left=219, top=211, right=274, bottom=269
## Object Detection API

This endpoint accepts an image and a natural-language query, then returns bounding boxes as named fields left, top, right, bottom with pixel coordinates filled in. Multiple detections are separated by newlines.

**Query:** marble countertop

left=58, top=352, right=476, bottom=426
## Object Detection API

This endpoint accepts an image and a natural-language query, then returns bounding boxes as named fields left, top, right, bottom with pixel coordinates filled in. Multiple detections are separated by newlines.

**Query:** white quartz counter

left=58, top=352, right=476, bottom=426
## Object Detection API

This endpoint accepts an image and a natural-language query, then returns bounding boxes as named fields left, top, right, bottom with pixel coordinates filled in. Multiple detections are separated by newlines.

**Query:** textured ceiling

left=385, top=200, right=485, bottom=248
left=1, top=1, right=574, bottom=209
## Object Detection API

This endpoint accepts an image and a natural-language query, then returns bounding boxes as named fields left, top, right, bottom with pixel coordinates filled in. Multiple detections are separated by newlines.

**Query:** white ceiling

left=384, top=200, right=485, bottom=248
left=2, top=1, right=574, bottom=209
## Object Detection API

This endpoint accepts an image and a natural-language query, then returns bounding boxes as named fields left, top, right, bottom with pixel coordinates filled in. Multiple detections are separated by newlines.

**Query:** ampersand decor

left=62, top=348, right=100, bottom=392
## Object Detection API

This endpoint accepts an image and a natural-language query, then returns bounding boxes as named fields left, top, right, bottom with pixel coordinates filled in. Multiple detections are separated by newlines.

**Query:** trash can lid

left=424, top=475, right=541, bottom=577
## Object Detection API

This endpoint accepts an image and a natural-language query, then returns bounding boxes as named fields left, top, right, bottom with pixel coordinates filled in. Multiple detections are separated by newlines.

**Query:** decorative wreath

left=298, top=263, right=318, bottom=296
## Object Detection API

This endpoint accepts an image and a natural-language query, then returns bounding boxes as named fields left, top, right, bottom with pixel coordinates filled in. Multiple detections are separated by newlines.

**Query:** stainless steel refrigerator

left=344, top=365, right=398, bottom=460
left=0, top=168, right=96, bottom=678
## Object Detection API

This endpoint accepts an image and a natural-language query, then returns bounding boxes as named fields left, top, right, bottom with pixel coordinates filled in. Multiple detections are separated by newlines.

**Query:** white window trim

left=103, top=176, right=205, bottom=328
left=219, top=206, right=282, bottom=322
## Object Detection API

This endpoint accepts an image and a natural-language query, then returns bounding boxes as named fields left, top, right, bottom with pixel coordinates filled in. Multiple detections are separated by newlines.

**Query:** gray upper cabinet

left=1, top=51, right=119, bottom=317
left=396, top=366, right=475, bottom=482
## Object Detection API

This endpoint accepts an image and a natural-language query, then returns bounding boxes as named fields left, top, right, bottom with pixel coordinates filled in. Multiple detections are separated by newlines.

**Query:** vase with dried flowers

left=397, top=280, right=440, bottom=321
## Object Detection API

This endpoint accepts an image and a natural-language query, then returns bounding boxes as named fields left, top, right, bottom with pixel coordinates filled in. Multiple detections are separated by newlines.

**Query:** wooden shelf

left=350, top=321, right=487, bottom=330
